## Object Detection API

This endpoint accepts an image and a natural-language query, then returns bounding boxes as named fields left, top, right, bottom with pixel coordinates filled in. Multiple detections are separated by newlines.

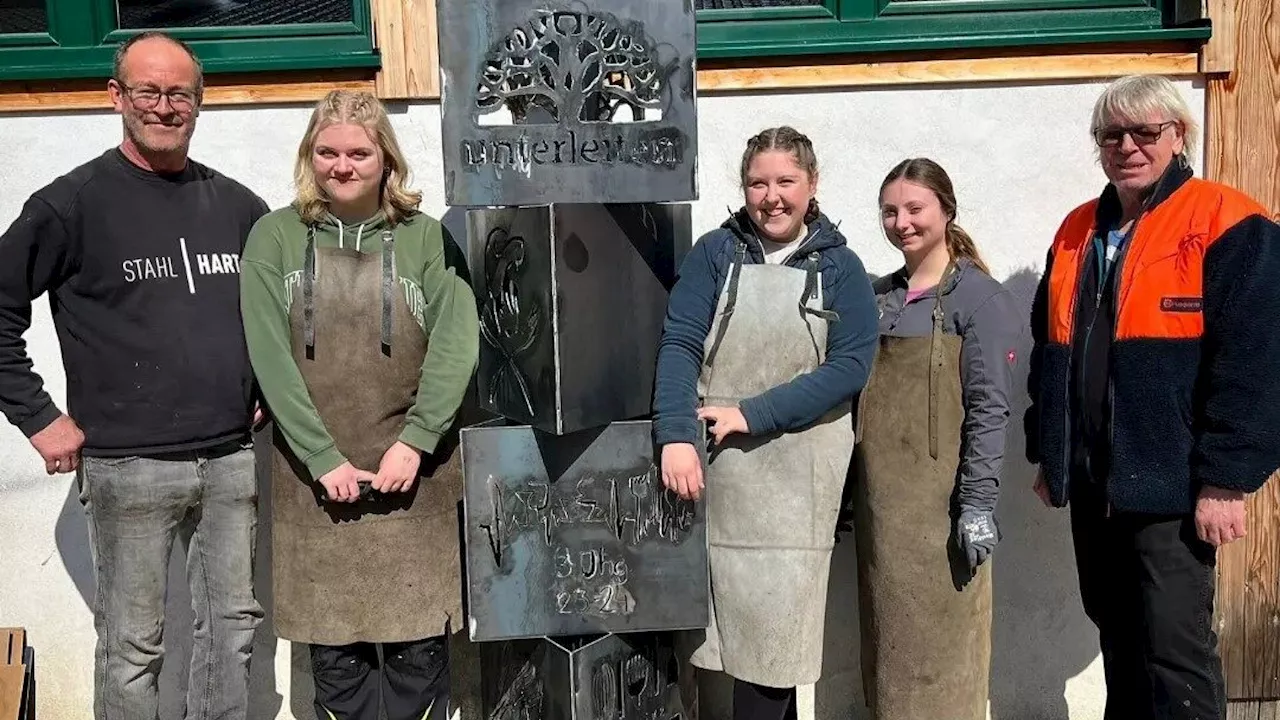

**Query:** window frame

left=694, top=0, right=1211, bottom=59
left=0, top=0, right=378, bottom=81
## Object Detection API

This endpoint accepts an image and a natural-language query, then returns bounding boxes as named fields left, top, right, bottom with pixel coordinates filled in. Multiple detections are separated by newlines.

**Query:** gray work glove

left=956, top=508, right=999, bottom=574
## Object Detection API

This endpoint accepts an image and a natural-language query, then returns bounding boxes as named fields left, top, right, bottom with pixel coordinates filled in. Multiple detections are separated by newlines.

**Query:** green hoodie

left=240, top=206, right=479, bottom=480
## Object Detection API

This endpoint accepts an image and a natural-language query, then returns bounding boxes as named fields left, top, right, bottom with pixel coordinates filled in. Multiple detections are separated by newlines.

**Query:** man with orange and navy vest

left=1026, top=74, right=1280, bottom=720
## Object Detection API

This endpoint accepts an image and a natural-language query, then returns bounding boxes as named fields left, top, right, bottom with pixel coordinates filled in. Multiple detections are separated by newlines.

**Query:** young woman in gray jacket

left=852, top=157, right=1022, bottom=720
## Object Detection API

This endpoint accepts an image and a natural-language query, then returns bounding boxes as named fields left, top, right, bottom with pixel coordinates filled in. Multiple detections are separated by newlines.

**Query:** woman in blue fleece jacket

left=653, top=126, right=878, bottom=719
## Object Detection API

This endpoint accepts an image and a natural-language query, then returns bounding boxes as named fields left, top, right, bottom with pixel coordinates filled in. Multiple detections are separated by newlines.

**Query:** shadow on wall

left=54, top=426, right=294, bottom=720
left=986, top=267, right=1098, bottom=720
left=806, top=267, right=1100, bottom=720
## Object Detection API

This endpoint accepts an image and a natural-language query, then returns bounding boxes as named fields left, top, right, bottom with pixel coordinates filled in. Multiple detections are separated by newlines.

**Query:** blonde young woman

left=240, top=90, right=478, bottom=720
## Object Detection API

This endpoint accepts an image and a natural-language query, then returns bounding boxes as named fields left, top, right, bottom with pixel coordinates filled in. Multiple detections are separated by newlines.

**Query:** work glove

left=955, top=507, right=999, bottom=574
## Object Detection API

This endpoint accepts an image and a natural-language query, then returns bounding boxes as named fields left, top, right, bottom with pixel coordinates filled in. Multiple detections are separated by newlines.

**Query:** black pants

left=733, top=679, right=796, bottom=720
left=1069, top=480, right=1226, bottom=720
left=311, top=636, right=449, bottom=720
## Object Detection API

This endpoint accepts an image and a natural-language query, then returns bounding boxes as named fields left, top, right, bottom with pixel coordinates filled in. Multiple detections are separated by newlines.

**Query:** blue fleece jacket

left=653, top=209, right=879, bottom=446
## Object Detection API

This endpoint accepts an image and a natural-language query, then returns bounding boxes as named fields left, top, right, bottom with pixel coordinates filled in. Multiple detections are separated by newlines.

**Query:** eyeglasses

left=114, top=79, right=199, bottom=112
left=1093, top=121, right=1177, bottom=148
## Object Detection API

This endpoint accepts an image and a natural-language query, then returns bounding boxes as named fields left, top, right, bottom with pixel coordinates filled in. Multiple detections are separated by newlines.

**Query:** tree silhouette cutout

left=475, top=10, right=668, bottom=124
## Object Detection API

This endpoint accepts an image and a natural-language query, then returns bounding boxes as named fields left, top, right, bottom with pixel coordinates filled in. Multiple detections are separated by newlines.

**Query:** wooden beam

left=1217, top=500, right=1251, bottom=697
left=1204, top=0, right=1280, bottom=218
left=0, top=71, right=376, bottom=113
left=1200, top=0, right=1239, bottom=73
left=1245, top=475, right=1280, bottom=698
left=1216, top=473, right=1280, bottom=701
left=0, top=42, right=1202, bottom=111
left=372, top=0, right=438, bottom=99
left=696, top=49, right=1201, bottom=93
left=1228, top=702, right=1262, bottom=720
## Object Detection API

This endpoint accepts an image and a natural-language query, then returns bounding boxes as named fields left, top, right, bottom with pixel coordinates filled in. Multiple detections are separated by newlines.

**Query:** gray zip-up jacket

left=873, top=257, right=1024, bottom=512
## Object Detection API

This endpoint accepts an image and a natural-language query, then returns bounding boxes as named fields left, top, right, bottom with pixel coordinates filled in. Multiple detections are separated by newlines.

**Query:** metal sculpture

left=438, top=0, right=704, bottom=715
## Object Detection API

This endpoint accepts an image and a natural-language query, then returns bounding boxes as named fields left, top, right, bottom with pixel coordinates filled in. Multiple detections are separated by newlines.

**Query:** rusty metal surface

left=482, top=632, right=688, bottom=720
left=469, top=203, right=692, bottom=436
left=461, top=420, right=709, bottom=642
left=436, top=0, right=699, bottom=206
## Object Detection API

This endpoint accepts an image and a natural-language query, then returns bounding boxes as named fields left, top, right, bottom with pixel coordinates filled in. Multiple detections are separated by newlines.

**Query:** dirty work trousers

left=733, top=679, right=797, bottom=720
left=310, top=635, right=450, bottom=720
left=1069, top=479, right=1226, bottom=720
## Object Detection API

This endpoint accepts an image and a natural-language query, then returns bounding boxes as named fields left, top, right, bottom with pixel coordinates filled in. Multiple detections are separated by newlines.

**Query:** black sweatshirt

left=0, top=148, right=268, bottom=456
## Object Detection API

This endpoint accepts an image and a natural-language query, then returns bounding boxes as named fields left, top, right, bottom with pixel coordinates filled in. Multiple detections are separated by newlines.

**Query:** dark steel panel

left=470, top=206, right=558, bottom=430
left=461, top=420, right=709, bottom=642
left=482, top=633, right=688, bottom=720
left=436, top=0, right=699, bottom=206
left=554, top=204, right=690, bottom=434
left=468, top=204, right=692, bottom=436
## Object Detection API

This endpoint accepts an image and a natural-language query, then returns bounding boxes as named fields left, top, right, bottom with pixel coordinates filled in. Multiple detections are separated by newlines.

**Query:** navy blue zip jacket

left=653, top=208, right=879, bottom=446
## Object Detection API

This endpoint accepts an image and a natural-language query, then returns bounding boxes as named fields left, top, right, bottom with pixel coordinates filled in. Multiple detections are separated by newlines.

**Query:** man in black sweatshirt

left=0, top=32, right=268, bottom=720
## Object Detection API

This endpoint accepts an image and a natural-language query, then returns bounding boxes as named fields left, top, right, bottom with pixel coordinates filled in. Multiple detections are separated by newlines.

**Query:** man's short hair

left=112, top=31, right=205, bottom=92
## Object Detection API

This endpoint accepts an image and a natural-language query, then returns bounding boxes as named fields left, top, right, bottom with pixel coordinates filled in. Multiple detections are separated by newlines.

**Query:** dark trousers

left=311, top=636, right=449, bottom=720
left=1069, top=479, right=1226, bottom=720
left=733, top=679, right=797, bottom=720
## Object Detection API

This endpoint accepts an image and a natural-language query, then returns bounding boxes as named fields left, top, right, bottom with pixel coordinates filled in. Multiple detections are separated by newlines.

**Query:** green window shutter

left=0, top=0, right=378, bottom=80
left=695, top=0, right=1211, bottom=59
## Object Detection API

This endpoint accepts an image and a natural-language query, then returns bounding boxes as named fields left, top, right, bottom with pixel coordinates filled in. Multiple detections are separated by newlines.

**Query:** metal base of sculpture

left=481, top=632, right=690, bottom=720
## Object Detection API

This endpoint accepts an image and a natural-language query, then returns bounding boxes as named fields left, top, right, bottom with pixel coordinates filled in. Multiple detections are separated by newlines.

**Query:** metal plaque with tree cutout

left=437, top=0, right=698, bottom=206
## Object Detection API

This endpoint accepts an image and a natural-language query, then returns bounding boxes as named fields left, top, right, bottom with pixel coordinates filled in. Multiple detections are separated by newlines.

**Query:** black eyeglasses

left=113, top=79, right=200, bottom=111
left=1093, top=121, right=1177, bottom=148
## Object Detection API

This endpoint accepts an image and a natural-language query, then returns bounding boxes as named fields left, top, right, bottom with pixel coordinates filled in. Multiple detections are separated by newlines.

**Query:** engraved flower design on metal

left=480, top=226, right=540, bottom=416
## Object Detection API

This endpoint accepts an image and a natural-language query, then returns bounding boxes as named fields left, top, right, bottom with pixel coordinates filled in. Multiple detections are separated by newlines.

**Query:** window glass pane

left=696, top=0, right=823, bottom=7
left=116, top=0, right=353, bottom=29
left=0, top=1, right=48, bottom=34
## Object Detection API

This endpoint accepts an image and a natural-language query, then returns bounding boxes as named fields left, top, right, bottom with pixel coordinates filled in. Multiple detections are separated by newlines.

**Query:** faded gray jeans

left=77, top=439, right=264, bottom=720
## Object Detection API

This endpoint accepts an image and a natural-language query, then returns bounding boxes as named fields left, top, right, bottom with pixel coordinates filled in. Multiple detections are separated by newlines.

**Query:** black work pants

left=1069, top=479, right=1226, bottom=720
left=310, top=635, right=449, bottom=720
left=733, top=679, right=797, bottom=720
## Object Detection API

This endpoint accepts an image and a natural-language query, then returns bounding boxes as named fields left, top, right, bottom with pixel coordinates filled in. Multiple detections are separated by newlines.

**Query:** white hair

left=1090, top=74, right=1199, bottom=159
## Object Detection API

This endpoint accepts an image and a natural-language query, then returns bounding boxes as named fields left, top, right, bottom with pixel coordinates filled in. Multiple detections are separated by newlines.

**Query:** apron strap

left=799, top=252, right=839, bottom=322
left=927, top=262, right=957, bottom=460
left=703, top=240, right=747, bottom=373
left=303, top=225, right=316, bottom=361
left=382, top=229, right=394, bottom=357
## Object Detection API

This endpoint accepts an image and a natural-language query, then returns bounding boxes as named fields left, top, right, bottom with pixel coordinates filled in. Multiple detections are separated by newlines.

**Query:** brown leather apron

left=852, top=267, right=993, bottom=719
left=270, top=229, right=463, bottom=647
left=687, top=242, right=854, bottom=688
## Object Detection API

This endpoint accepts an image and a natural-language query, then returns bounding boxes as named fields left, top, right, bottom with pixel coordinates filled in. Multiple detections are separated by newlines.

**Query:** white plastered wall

left=0, top=76, right=1205, bottom=719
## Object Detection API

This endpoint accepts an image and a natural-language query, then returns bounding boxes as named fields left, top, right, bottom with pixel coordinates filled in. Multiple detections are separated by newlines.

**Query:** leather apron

left=851, top=268, right=993, bottom=719
left=271, top=229, right=464, bottom=647
left=688, top=242, right=855, bottom=688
